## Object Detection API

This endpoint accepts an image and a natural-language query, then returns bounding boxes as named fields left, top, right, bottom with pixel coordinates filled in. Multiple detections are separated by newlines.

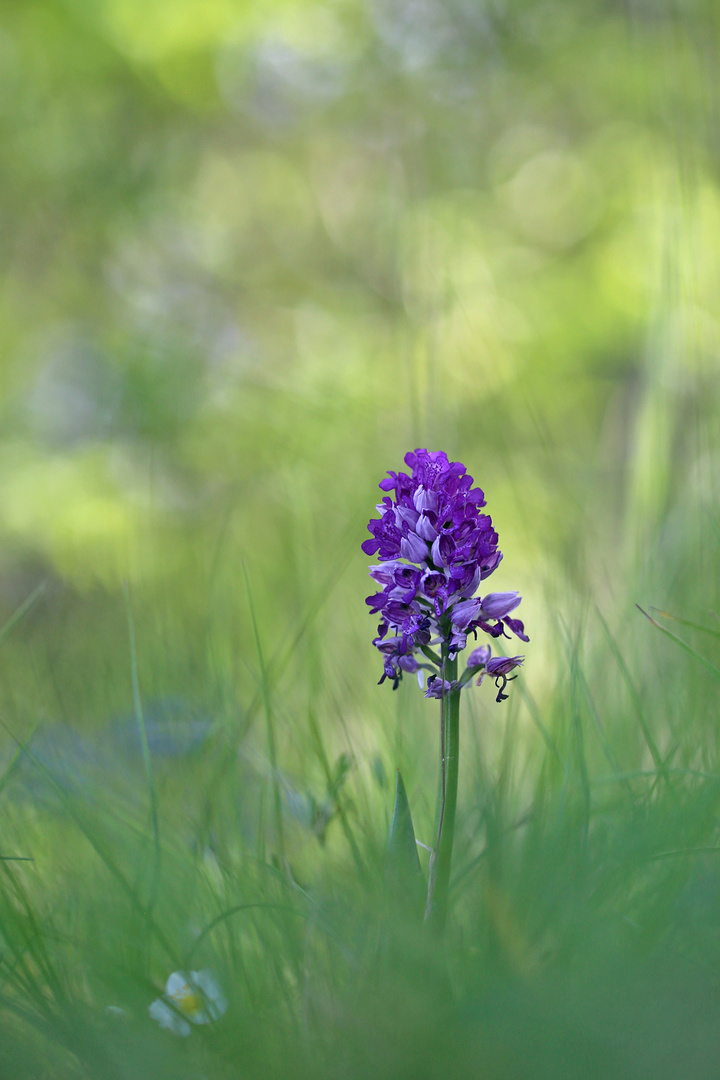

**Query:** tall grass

left=0, top=397, right=719, bottom=1079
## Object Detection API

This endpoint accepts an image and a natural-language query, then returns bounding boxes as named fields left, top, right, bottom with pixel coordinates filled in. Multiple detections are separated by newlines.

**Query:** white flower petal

left=191, top=970, right=228, bottom=1020
left=149, top=998, right=192, bottom=1037
left=165, top=971, right=190, bottom=997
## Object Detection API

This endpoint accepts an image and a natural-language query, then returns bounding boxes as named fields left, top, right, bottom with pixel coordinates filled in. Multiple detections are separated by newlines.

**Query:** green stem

left=425, top=649, right=460, bottom=936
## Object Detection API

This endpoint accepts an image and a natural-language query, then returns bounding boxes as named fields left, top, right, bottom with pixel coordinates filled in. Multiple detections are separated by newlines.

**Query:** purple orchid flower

left=363, top=449, right=528, bottom=701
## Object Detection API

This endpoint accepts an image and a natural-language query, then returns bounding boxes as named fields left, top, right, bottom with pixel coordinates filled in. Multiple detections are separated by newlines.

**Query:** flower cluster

left=363, top=449, right=527, bottom=700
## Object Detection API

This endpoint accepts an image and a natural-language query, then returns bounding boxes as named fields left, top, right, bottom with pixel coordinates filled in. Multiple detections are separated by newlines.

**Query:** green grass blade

left=243, top=561, right=286, bottom=875
left=123, top=582, right=161, bottom=914
left=307, top=704, right=367, bottom=880
left=0, top=720, right=177, bottom=966
left=0, top=581, right=47, bottom=649
left=597, top=608, right=665, bottom=773
left=0, top=723, right=39, bottom=804
left=637, top=605, right=720, bottom=683
left=241, top=528, right=357, bottom=736
left=386, top=770, right=425, bottom=919
left=649, top=606, right=720, bottom=641
left=184, top=902, right=310, bottom=967
left=493, top=639, right=559, bottom=759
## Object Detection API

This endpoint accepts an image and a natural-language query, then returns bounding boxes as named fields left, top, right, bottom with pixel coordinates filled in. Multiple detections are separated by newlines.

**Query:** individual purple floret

left=425, top=677, right=458, bottom=699
left=363, top=449, right=528, bottom=700
left=466, top=644, right=492, bottom=668
left=485, top=655, right=525, bottom=676
left=478, top=655, right=525, bottom=702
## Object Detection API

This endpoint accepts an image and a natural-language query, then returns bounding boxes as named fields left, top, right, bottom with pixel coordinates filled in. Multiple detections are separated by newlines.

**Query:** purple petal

left=431, top=535, right=448, bottom=567
left=416, top=514, right=438, bottom=541
left=400, top=532, right=428, bottom=563
left=451, top=598, right=481, bottom=630
left=458, top=566, right=482, bottom=598
left=368, top=563, right=397, bottom=586
left=479, top=592, right=521, bottom=620
left=413, top=486, right=438, bottom=513
left=485, top=655, right=524, bottom=676
left=395, top=504, right=419, bottom=528
left=467, top=644, right=491, bottom=668
left=424, top=677, right=457, bottom=699
left=503, top=616, right=529, bottom=642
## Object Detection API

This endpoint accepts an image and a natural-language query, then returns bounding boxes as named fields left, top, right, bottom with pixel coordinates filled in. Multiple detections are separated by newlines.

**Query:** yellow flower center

left=174, top=986, right=203, bottom=1018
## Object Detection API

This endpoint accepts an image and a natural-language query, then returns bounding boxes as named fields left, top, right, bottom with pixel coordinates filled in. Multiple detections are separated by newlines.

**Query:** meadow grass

left=0, top=430, right=719, bottom=1080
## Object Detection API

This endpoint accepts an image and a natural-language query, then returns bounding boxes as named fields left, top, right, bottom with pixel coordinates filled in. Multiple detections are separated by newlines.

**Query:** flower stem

left=425, top=648, right=460, bottom=936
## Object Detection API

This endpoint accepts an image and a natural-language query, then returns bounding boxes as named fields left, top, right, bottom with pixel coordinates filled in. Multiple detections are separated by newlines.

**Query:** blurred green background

left=1, top=0, right=718, bottom=762
left=2, top=0, right=718, bottom=680
left=2, top=0, right=720, bottom=1075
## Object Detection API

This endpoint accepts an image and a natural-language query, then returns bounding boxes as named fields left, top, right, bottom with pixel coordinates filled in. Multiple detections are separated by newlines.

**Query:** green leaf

left=386, top=770, right=425, bottom=918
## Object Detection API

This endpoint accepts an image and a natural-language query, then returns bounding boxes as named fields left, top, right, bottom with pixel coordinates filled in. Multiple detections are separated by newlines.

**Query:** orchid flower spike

left=363, top=450, right=528, bottom=702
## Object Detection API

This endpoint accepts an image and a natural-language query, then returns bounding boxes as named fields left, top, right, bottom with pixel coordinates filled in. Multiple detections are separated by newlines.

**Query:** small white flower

left=149, top=970, right=227, bottom=1037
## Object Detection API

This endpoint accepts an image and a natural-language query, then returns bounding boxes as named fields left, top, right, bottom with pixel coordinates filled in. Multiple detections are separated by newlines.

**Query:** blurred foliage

left=1, top=0, right=718, bottom=600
